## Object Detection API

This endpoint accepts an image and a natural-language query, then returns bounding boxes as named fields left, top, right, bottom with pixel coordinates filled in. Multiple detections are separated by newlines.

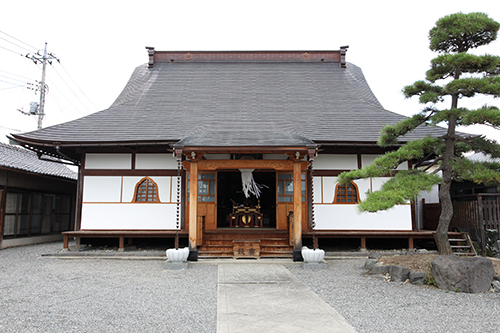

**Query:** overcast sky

left=1, top=0, right=499, bottom=143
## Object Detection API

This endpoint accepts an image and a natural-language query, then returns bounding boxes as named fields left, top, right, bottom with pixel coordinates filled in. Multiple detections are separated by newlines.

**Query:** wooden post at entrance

left=188, top=161, right=198, bottom=260
left=293, top=160, right=303, bottom=261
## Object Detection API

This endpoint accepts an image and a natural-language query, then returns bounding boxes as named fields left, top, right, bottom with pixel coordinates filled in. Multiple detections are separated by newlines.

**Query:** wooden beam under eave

left=188, top=161, right=198, bottom=260
left=182, top=159, right=309, bottom=171
left=293, top=160, right=303, bottom=261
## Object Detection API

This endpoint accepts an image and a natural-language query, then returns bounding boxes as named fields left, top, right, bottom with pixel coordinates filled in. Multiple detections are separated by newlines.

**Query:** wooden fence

left=423, top=194, right=500, bottom=255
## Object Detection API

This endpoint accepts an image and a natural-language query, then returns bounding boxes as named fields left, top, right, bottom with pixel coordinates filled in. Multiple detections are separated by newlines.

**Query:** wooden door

left=276, top=173, right=307, bottom=230
left=185, top=172, right=217, bottom=244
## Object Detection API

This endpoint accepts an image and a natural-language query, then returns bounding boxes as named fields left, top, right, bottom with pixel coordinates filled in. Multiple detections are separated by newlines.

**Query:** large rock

left=389, top=265, right=410, bottom=282
left=409, top=271, right=426, bottom=285
left=364, top=258, right=378, bottom=270
left=370, top=265, right=389, bottom=275
left=431, top=255, right=494, bottom=293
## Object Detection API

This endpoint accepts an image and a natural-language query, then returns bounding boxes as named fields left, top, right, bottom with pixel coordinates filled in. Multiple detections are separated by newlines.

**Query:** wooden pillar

left=360, top=237, right=366, bottom=250
left=74, top=164, right=84, bottom=232
left=188, top=161, right=198, bottom=260
left=293, top=160, right=303, bottom=261
left=478, top=195, right=486, bottom=257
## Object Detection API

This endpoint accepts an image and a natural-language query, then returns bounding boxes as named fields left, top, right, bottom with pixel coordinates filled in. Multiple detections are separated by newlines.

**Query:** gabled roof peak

left=145, top=48, right=349, bottom=68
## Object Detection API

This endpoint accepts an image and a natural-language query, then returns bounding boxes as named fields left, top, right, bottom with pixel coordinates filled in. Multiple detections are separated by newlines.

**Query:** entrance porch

left=180, top=148, right=312, bottom=261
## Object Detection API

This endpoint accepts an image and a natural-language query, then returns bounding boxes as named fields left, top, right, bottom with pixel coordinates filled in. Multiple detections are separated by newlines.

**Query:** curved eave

left=9, top=134, right=179, bottom=163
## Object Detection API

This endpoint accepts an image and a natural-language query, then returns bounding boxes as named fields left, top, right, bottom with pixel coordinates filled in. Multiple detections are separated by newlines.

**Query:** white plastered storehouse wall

left=80, top=153, right=179, bottom=230
left=313, top=154, right=412, bottom=230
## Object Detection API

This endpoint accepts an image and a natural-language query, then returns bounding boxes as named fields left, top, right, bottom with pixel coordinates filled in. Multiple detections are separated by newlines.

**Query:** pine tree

left=339, top=12, right=500, bottom=255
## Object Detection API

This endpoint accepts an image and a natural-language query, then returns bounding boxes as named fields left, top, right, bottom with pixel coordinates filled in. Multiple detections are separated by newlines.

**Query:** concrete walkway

left=217, top=263, right=356, bottom=333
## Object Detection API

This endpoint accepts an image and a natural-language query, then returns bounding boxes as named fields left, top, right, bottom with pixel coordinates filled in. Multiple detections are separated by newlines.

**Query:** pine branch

left=357, top=171, right=442, bottom=212
left=460, top=105, right=500, bottom=127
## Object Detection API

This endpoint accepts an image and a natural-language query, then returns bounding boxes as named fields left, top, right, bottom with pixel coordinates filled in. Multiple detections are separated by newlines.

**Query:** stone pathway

left=217, top=263, right=356, bottom=332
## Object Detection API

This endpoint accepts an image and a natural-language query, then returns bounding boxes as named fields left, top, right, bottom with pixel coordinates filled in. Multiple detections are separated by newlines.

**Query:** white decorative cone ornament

left=301, top=246, right=325, bottom=263
left=166, top=247, right=189, bottom=262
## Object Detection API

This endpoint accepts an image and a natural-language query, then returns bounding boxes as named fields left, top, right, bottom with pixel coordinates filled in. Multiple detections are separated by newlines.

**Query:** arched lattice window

left=333, top=181, right=359, bottom=204
left=133, top=177, right=160, bottom=202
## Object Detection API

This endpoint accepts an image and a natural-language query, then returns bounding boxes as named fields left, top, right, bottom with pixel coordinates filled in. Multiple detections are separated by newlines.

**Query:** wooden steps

left=198, top=229, right=293, bottom=258
left=449, top=233, right=477, bottom=256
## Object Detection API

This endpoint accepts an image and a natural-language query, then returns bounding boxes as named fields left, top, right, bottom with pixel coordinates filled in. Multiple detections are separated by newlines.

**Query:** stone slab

left=217, top=264, right=355, bottom=333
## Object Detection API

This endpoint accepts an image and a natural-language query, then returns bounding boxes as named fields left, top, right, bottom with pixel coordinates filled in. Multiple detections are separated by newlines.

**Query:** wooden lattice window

left=133, top=177, right=160, bottom=203
left=334, top=181, right=359, bottom=204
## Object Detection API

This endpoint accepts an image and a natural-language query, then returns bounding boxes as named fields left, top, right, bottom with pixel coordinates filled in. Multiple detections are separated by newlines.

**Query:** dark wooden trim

left=75, top=164, right=84, bottom=231
left=357, top=153, right=362, bottom=169
left=312, top=170, right=350, bottom=176
left=302, top=230, right=463, bottom=250
left=131, top=153, right=136, bottom=170
left=81, top=169, right=178, bottom=176
left=302, top=230, right=463, bottom=237
left=0, top=190, right=5, bottom=240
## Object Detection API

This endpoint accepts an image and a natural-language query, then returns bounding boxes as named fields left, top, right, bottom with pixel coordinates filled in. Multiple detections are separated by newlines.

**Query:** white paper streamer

left=239, top=169, right=266, bottom=198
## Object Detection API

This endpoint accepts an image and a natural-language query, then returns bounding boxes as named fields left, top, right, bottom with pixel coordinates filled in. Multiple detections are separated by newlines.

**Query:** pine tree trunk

left=436, top=160, right=453, bottom=255
left=435, top=81, right=460, bottom=255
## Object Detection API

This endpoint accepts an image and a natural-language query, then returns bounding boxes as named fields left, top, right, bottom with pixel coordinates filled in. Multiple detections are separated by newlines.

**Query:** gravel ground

left=0, top=242, right=217, bottom=333
left=288, top=260, right=500, bottom=333
left=2, top=243, right=500, bottom=333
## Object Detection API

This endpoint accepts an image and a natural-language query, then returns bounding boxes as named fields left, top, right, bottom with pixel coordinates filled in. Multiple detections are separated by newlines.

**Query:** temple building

left=10, top=47, right=445, bottom=260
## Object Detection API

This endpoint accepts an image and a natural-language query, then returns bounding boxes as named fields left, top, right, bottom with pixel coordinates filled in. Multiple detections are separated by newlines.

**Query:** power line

left=0, top=85, right=25, bottom=92
left=0, top=44, right=23, bottom=56
left=0, top=69, right=33, bottom=81
left=58, top=63, right=98, bottom=111
left=0, top=30, right=38, bottom=51
left=0, top=74, right=29, bottom=84
left=0, top=78, right=25, bottom=87
left=0, top=36, right=35, bottom=53
left=50, top=65, right=96, bottom=114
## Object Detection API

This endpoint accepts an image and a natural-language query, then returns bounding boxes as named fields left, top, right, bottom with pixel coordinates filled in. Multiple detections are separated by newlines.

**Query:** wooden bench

left=62, top=230, right=188, bottom=251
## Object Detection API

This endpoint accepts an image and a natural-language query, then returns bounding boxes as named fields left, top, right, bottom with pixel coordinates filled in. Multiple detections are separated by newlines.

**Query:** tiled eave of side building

left=0, top=142, right=77, bottom=181
left=10, top=47, right=446, bottom=162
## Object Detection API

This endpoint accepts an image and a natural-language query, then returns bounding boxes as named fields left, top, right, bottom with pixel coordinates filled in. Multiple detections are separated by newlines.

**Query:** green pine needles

left=339, top=12, right=500, bottom=255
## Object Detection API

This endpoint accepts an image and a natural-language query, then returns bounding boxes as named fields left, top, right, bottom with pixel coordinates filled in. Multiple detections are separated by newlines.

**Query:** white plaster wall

left=314, top=154, right=357, bottom=170
left=361, top=154, right=378, bottom=168
left=371, top=177, right=390, bottom=192
left=312, top=175, right=411, bottom=229
left=84, top=176, right=174, bottom=203
left=313, top=177, right=322, bottom=203
left=314, top=204, right=412, bottom=230
left=418, top=185, right=440, bottom=203
left=361, top=154, right=408, bottom=170
left=81, top=203, right=177, bottom=229
left=321, top=177, right=336, bottom=203
left=136, top=154, right=177, bottom=169
left=85, top=154, right=131, bottom=169
left=83, top=177, right=122, bottom=202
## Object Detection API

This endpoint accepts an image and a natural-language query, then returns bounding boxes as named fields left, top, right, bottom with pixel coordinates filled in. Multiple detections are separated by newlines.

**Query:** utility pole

left=22, top=42, right=60, bottom=129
